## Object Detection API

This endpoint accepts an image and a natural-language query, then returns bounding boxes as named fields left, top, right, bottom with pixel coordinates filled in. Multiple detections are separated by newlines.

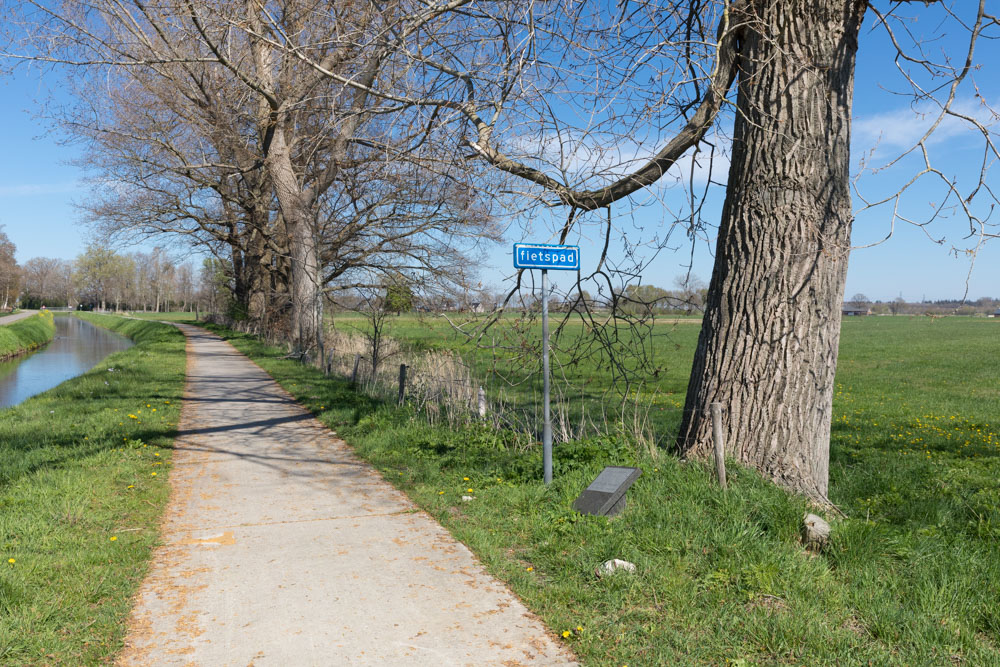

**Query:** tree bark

left=677, top=0, right=865, bottom=502
left=268, top=123, right=321, bottom=350
left=241, top=0, right=321, bottom=351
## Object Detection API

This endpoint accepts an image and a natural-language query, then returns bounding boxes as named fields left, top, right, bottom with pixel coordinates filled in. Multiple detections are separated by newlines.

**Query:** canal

left=0, top=315, right=134, bottom=409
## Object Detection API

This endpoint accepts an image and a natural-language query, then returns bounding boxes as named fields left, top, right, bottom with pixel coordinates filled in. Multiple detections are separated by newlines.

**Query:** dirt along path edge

left=116, top=323, right=577, bottom=666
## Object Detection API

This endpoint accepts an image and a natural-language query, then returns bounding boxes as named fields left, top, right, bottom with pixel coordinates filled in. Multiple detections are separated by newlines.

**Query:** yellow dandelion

left=463, top=477, right=470, bottom=481
left=7, top=558, right=14, bottom=564
left=110, top=536, right=117, bottom=542
left=526, top=566, right=533, bottom=572
left=438, top=491, right=445, bottom=495
left=577, top=625, right=583, bottom=632
left=127, top=485, right=134, bottom=489
left=467, top=488, right=473, bottom=493
left=562, top=630, right=571, bottom=638
left=154, top=453, right=160, bottom=457
left=151, top=472, right=157, bottom=477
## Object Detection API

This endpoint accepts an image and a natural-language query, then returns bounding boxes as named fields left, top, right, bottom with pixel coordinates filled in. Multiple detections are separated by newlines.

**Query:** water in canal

left=0, top=315, right=134, bottom=409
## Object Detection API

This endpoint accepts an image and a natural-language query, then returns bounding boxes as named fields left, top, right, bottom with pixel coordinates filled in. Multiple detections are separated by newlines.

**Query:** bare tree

left=20, top=256, right=63, bottom=307
left=74, top=245, right=119, bottom=310
left=5, top=0, right=497, bottom=348
left=0, top=227, right=20, bottom=311
left=275, top=0, right=998, bottom=501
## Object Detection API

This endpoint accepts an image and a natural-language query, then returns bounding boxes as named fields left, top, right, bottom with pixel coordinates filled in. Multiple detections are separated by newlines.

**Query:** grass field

left=121, top=310, right=199, bottom=322
left=209, top=314, right=1000, bottom=665
left=0, top=310, right=55, bottom=360
left=0, top=314, right=186, bottom=664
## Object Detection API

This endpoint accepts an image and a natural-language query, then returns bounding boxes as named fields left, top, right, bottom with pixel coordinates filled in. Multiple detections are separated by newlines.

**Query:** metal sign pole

left=542, top=269, right=552, bottom=484
left=512, top=243, right=578, bottom=486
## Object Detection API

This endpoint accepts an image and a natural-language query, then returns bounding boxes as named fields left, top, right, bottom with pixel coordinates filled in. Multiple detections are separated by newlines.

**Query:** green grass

left=207, top=315, right=1000, bottom=665
left=126, top=311, right=199, bottom=322
left=0, top=313, right=186, bottom=665
left=0, top=311, right=55, bottom=360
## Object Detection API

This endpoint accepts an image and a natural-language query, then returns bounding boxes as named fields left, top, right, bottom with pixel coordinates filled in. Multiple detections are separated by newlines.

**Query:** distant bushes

left=0, top=311, right=55, bottom=360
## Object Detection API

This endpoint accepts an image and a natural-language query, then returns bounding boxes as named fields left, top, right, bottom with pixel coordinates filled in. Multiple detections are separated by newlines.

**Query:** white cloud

left=854, top=97, right=999, bottom=153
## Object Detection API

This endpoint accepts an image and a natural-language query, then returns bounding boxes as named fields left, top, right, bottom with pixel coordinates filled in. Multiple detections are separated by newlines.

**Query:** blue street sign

left=512, top=243, right=580, bottom=271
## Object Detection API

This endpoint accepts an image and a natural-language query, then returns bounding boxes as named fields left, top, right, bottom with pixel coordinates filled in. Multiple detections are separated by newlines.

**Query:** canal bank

left=0, top=314, right=133, bottom=409
left=0, top=310, right=54, bottom=361
left=0, top=314, right=187, bottom=664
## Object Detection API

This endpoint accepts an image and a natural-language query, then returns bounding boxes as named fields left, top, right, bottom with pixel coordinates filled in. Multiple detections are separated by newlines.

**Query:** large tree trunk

left=244, top=3, right=321, bottom=353
left=268, top=124, right=321, bottom=351
left=678, top=1, right=865, bottom=501
left=246, top=219, right=272, bottom=323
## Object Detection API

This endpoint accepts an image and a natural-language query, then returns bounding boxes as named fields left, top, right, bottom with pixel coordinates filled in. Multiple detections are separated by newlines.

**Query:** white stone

left=461, top=495, right=475, bottom=502
left=802, top=513, right=831, bottom=550
left=595, top=558, right=637, bottom=578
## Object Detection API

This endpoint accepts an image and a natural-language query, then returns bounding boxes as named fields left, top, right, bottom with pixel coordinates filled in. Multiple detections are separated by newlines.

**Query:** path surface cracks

left=118, top=324, right=576, bottom=666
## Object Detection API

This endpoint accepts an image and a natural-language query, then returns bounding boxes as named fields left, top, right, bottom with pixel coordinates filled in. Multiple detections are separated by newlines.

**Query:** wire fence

left=318, top=326, right=680, bottom=457
left=204, top=311, right=688, bottom=457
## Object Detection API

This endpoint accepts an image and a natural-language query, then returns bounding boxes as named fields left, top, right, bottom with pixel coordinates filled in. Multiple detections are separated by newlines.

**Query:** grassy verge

left=0, top=314, right=186, bottom=664
left=204, top=320, right=1000, bottom=666
left=0, top=311, right=55, bottom=360
left=125, top=311, right=199, bottom=322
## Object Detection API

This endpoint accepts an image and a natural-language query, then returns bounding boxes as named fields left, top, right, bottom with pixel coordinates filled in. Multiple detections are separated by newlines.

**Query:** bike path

left=118, top=324, right=575, bottom=666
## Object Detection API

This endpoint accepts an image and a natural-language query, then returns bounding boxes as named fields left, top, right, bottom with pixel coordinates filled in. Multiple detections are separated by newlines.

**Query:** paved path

left=119, top=325, right=575, bottom=666
left=0, top=309, right=38, bottom=325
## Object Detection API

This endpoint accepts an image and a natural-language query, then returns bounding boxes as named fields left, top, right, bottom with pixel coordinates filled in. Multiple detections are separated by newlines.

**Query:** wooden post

left=398, top=364, right=408, bottom=405
left=351, top=353, right=361, bottom=385
left=478, top=386, right=487, bottom=418
left=710, top=402, right=728, bottom=490
left=325, top=352, right=333, bottom=376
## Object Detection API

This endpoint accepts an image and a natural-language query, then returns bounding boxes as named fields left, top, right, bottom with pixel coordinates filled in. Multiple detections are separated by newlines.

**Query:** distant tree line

left=848, top=293, right=999, bottom=316
left=11, top=240, right=217, bottom=314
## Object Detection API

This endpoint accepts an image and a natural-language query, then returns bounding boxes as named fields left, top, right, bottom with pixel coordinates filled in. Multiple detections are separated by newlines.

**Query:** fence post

left=325, top=351, right=333, bottom=376
left=478, top=386, right=487, bottom=418
left=710, top=402, right=728, bottom=490
left=398, top=364, right=408, bottom=405
left=351, top=353, right=361, bottom=385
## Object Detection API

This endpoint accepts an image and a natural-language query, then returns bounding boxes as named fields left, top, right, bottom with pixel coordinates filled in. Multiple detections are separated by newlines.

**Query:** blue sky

left=2, top=5, right=997, bottom=303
